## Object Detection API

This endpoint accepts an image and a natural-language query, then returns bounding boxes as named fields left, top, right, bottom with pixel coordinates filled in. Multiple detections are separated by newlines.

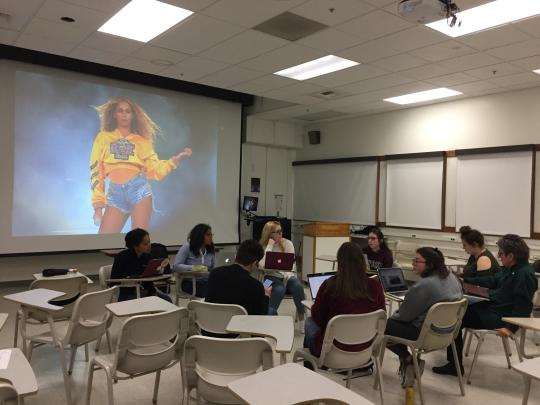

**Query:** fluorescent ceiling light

left=534, top=69, right=540, bottom=75
left=427, top=0, right=540, bottom=38
left=384, top=88, right=462, bottom=105
left=98, top=0, right=193, bottom=43
left=274, top=55, right=359, bottom=81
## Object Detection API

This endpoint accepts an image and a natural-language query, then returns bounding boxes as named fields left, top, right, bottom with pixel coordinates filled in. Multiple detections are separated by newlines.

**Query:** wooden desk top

left=228, top=363, right=374, bottom=405
left=226, top=315, right=294, bottom=354
left=106, top=296, right=179, bottom=317
left=33, top=271, right=94, bottom=284
left=502, top=317, right=540, bottom=332
left=0, top=348, right=38, bottom=397
left=3, top=289, right=64, bottom=311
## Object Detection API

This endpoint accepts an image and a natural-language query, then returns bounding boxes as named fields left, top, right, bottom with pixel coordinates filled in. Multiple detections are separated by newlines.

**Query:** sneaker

left=432, top=362, right=464, bottom=376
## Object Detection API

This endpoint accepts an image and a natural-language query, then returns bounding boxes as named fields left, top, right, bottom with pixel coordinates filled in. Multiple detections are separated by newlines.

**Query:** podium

left=302, top=222, right=350, bottom=281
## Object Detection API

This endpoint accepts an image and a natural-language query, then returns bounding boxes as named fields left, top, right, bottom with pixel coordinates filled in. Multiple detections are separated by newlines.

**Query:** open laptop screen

left=307, top=272, right=336, bottom=299
left=377, top=267, right=408, bottom=293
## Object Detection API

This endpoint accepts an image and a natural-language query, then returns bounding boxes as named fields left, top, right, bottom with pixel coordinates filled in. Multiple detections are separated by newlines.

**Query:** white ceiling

left=2, top=0, right=540, bottom=121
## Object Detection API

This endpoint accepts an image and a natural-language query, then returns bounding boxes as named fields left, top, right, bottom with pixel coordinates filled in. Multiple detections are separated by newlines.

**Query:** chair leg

left=514, top=335, right=524, bottom=362
left=451, top=342, right=465, bottom=396
left=69, top=346, right=78, bottom=375
left=411, top=353, right=424, bottom=405
left=27, top=343, right=34, bottom=362
left=58, top=346, right=73, bottom=405
left=85, top=343, right=89, bottom=362
left=95, top=335, right=102, bottom=353
left=153, top=370, right=161, bottom=404
left=464, top=329, right=472, bottom=357
left=102, top=365, right=115, bottom=405
left=106, top=330, right=113, bottom=353
left=467, top=333, right=484, bottom=385
left=501, top=336, right=512, bottom=369
left=374, top=341, right=387, bottom=390
left=374, top=356, right=385, bottom=405
left=522, top=376, right=531, bottom=405
left=13, top=311, right=19, bottom=348
left=86, top=362, right=95, bottom=405
left=345, top=369, right=352, bottom=389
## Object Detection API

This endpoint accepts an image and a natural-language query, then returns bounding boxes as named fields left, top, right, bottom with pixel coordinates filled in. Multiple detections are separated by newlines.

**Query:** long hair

left=326, top=242, right=371, bottom=301
left=369, top=227, right=390, bottom=251
left=188, top=224, right=215, bottom=256
left=94, top=96, right=160, bottom=142
left=416, top=247, right=449, bottom=279
left=259, top=221, right=285, bottom=252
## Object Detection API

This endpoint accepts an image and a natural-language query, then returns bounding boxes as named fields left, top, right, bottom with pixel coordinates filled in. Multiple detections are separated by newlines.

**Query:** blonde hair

left=94, top=96, right=160, bottom=142
left=260, top=221, right=285, bottom=252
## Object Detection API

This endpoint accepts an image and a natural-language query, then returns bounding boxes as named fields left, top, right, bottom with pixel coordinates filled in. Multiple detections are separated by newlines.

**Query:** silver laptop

left=215, top=250, right=236, bottom=267
left=307, top=272, right=336, bottom=300
left=377, top=267, right=409, bottom=301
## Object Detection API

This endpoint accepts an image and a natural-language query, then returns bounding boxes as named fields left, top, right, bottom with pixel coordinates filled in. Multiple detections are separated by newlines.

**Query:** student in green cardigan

left=433, top=234, right=537, bottom=376
left=459, top=225, right=501, bottom=278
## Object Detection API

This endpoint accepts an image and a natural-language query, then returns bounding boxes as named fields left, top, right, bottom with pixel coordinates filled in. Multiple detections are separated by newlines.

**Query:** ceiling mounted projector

left=398, top=0, right=460, bottom=25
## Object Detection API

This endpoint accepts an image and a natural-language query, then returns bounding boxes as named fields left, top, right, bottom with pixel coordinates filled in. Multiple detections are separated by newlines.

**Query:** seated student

left=173, top=224, right=215, bottom=298
left=459, top=225, right=500, bottom=278
left=304, top=242, right=386, bottom=358
left=363, top=227, right=393, bottom=272
left=110, top=228, right=172, bottom=302
left=434, top=234, right=538, bottom=376
left=259, top=221, right=306, bottom=322
left=385, top=247, right=462, bottom=388
left=206, top=240, right=271, bottom=315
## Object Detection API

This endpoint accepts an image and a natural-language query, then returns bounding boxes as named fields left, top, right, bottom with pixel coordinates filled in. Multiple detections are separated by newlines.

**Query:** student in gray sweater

left=385, top=247, right=463, bottom=388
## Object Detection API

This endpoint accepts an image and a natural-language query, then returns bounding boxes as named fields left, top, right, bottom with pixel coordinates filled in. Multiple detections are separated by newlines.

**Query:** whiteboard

left=456, top=151, right=532, bottom=237
left=386, top=157, right=444, bottom=229
left=293, top=161, right=377, bottom=224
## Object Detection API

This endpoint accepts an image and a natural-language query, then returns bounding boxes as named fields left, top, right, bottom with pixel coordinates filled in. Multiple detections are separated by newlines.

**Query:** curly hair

left=94, top=96, right=160, bottom=142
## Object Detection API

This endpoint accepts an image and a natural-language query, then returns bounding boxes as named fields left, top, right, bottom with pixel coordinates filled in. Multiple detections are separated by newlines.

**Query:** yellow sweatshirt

left=90, top=129, right=176, bottom=208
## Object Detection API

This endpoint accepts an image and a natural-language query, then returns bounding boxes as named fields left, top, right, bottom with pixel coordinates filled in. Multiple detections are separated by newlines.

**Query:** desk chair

left=380, top=299, right=468, bottom=405
left=511, top=356, right=540, bottom=405
left=187, top=301, right=247, bottom=336
left=293, top=310, right=387, bottom=405
left=14, top=276, right=88, bottom=350
left=0, top=382, right=17, bottom=405
left=86, top=307, right=188, bottom=405
left=182, top=336, right=274, bottom=405
left=98, top=265, right=112, bottom=290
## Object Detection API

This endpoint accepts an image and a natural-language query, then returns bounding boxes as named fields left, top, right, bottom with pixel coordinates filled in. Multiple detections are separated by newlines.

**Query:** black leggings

left=385, top=318, right=421, bottom=360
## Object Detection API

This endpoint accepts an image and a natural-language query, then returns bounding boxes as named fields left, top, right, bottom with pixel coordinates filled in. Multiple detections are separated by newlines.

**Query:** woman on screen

left=89, top=96, right=192, bottom=233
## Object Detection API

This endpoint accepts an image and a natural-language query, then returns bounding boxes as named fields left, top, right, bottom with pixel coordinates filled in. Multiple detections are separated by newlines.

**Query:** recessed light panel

left=274, top=55, right=359, bottom=81
left=384, top=88, right=462, bottom=105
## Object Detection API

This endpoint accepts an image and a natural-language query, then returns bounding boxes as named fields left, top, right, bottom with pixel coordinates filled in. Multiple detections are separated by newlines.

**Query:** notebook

left=307, top=272, right=336, bottom=300
left=377, top=267, right=409, bottom=301
left=264, top=252, right=295, bottom=271
left=140, top=258, right=168, bottom=277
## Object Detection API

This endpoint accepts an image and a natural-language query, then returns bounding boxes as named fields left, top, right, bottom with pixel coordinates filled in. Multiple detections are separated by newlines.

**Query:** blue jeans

left=266, top=276, right=306, bottom=316
left=107, top=173, right=152, bottom=214
left=303, top=317, right=321, bottom=357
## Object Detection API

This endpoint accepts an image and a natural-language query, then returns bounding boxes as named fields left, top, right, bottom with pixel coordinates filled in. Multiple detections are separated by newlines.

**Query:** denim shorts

left=107, top=173, right=152, bottom=214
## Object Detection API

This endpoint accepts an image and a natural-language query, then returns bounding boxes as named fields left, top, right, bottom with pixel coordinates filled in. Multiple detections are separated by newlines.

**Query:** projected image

left=13, top=70, right=219, bottom=237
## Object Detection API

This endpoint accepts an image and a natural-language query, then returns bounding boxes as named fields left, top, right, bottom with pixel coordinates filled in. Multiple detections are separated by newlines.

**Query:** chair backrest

left=187, top=301, right=247, bottom=335
left=29, top=276, right=88, bottom=320
left=183, top=336, right=273, bottom=404
left=0, top=381, right=17, bottom=403
left=98, top=265, right=113, bottom=289
left=415, top=298, right=468, bottom=352
left=114, top=308, right=187, bottom=375
left=64, top=287, right=118, bottom=345
left=318, top=310, right=387, bottom=370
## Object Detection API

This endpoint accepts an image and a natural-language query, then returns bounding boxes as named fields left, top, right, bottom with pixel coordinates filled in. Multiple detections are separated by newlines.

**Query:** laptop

left=307, top=272, right=336, bottom=300
left=377, top=267, right=409, bottom=301
left=216, top=251, right=236, bottom=267
left=463, top=283, right=489, bottom=298
left=140, top=258, right=169, bottom=278
left=264, top=252, right=295, bottom=271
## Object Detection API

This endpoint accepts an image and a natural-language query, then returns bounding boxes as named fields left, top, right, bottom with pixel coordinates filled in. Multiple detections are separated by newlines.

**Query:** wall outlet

left=411, top=234, right=416, bottom=238
left=450, top=237, right=456, bottom=241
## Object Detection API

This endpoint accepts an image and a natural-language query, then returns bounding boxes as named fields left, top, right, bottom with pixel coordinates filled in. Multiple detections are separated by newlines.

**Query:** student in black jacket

left=206, top=240, right=272, bottom=315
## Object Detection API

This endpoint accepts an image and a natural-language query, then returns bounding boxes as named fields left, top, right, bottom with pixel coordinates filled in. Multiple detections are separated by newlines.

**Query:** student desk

left=228, top=363, right=373, bottom=405
left=107, top=274, right=171, bottom=299
left=226, top=315, right=294, bottom=364
left=173, top=269, right=208, bottom=304
left=502, top=317, right=540, bottom=359
left=33, top=271, right=93, bottom=284
left=106, top=296, right=178, bottom=317
left=0, top=348, right=38, bottom=403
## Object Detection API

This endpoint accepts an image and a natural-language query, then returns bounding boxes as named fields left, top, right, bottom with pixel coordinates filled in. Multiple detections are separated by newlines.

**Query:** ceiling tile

left=380, top=26, right=448, bottom=52
left=371, top=53, right=428, bottom=72
left=362, top=0, right=394, bottom=7
left=402, top=63, right=452, bottom=80
left=198, top=66, right=265, bottom=87
left=409, top=40, right=477, bottom=62
left=22, top=17, right=93, bottom=43
left=199, top=30, right=288, bottom=64
left=485, top=72, right=540, bottom=88
left=337, top=37, right=402, bottom=63
left=15, top=33, right=76, bottom=55
left=339, top=73, right=414, bottom=94
left=297, top=27, right=365, bottom=53
left=291, top=0, right=374, bottom=26
left=510, top=55, right=540, bottom=71
left=233, top=74, right=297, bottom=94
left=239, top=43, right=326, bottom=73
left=284, top=94, right=327, bottom=106
left=307, top=64, right=388, bottom=87
left=165, top=0, right=218, bottom=12
left=0, top=28, right=19, bottom=44
left=0, top=0, right=44, bottom=30
left=513, top=15, right=540, bottom=38
left=68, top=45, right=125, bottom=65
left=131, top=45, right=189, bottom=64
left=451, top=80, right=501, bottom=94
left=262, top=82, right=330, bottom=100
left=456, top=25, right=532, bottom=51
left=160, top=56, right=229, bottom=81
left=152, top=14, right=245, bottom=55
left=336, top=10, right=412, bottom=42
left=487, top=39, right=540, bottom=61
left=465, top=62, right=524, bottom=80
left=115, top=56, right=167, bottom=75
left=61, top=0, right=128, bottom=14
left=201, top=0, right=306, bottom=28
left=426, top=72, right=477, bottom=87
left=36, top=0, right=109, bottom=29
left=441, top=52, right=503, bottom=72
left=81, top=32, right=142, bottom=55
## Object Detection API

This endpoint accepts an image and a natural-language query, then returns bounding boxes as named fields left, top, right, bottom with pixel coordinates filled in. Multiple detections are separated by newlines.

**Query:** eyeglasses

left=272, top=230, right=283, bottom=234
left=412, top=259, right=426, bottom=264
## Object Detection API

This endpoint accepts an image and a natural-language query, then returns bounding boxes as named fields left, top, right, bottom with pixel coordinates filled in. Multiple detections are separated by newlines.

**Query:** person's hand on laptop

left=264, top=285, right=273, bottom=297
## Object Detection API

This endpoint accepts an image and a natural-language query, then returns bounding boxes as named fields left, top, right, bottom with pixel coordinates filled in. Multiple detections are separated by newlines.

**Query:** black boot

left=432, top=362, right=464, bottom=376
